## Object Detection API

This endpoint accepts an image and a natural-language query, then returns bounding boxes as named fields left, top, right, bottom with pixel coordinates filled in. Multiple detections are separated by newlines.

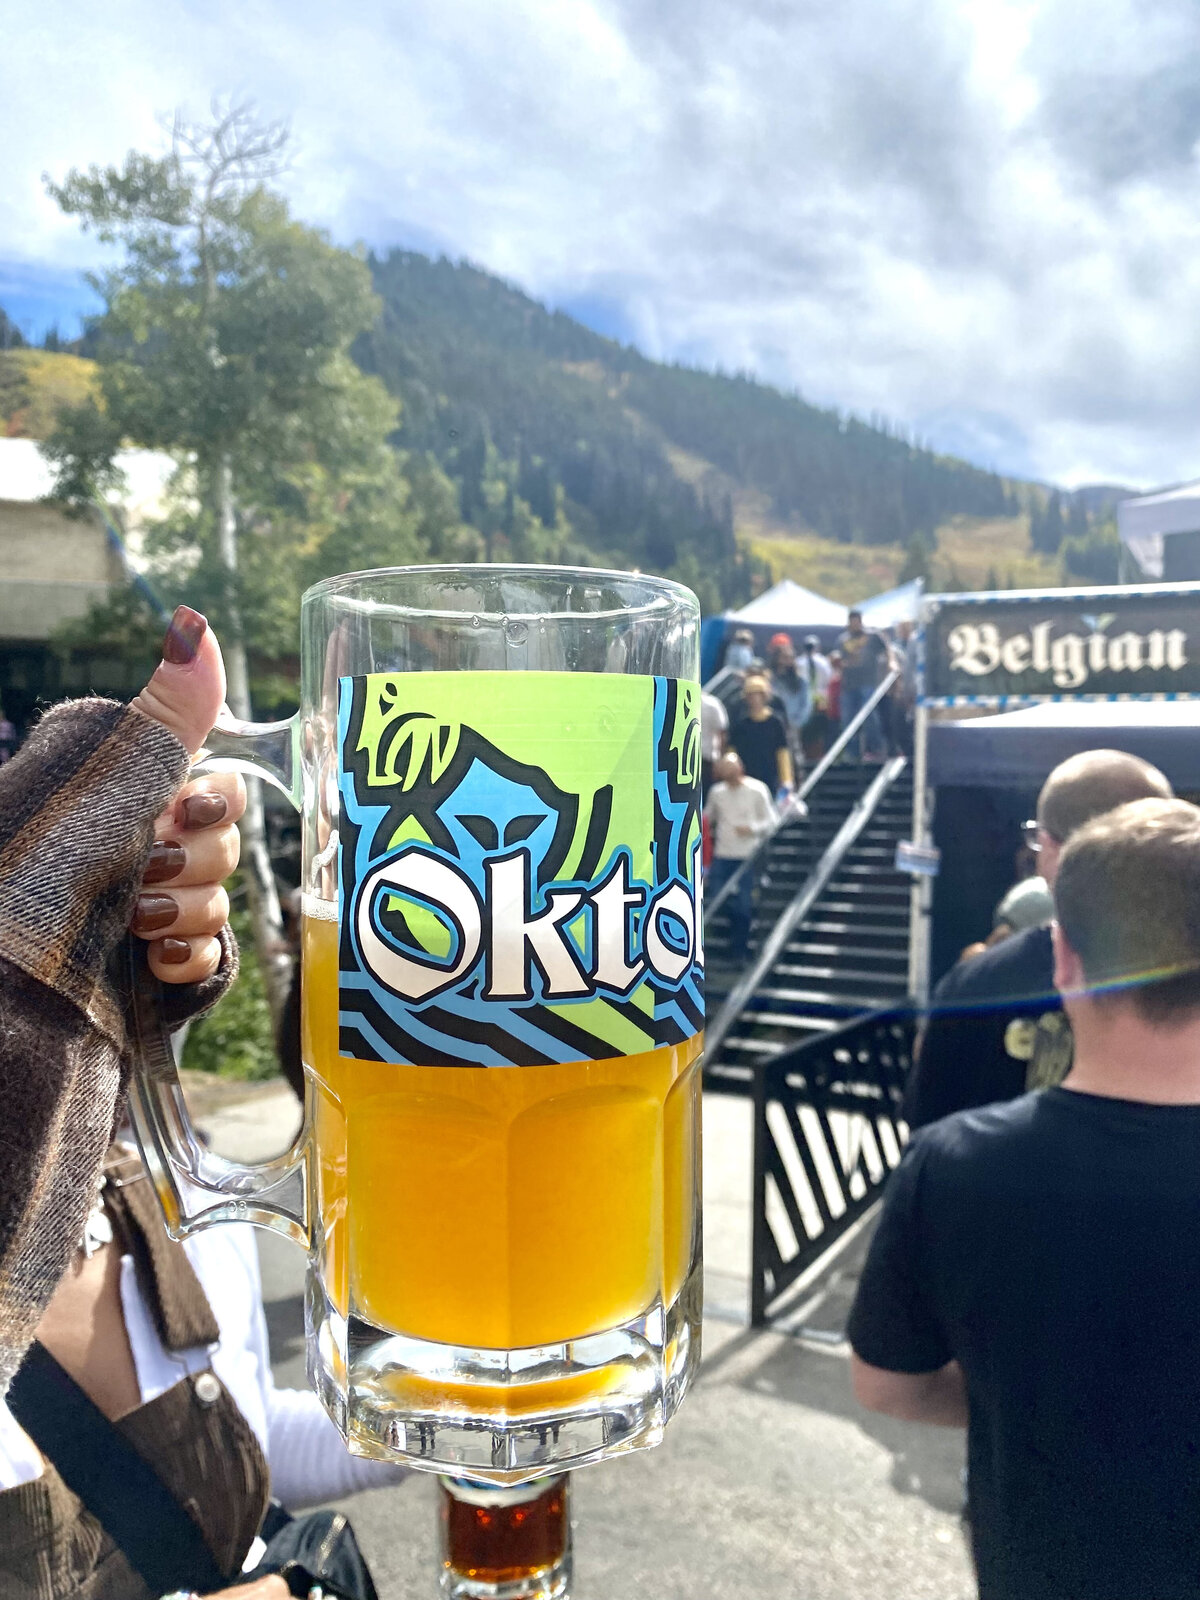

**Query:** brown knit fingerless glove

left=0, top=698, right=236, bottom=1395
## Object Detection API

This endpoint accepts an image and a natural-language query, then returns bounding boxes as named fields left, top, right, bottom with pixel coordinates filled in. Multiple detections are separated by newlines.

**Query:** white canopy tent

left=702, top=575, right=924, bottom=680
left=1117, top=481, right=1200, bottom=579
left=728, top=578, right=848, bottom=628
left=701, top=578, right=847, bottom=680
left=857, top=577, right=923, bottom=629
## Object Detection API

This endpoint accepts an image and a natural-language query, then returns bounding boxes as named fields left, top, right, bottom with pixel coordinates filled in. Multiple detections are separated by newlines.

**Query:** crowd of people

left=707, top=611, right=918, bottom=792
left=701, top=611, right=918, bottom=964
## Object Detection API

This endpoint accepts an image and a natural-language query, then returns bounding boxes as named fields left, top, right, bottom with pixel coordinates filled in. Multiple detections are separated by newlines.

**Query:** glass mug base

left=441, top=1553, right=571, bottom=1600
left=307, top=1259, right=703, bottom=1484
left=439, top=1473, right=571, bottom=1600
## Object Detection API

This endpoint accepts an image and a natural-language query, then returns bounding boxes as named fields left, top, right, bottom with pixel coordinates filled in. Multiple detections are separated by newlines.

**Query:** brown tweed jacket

left=0, top=698, right=234, bottom=1397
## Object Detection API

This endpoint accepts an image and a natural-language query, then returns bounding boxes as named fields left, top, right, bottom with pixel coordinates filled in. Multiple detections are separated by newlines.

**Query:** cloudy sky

left=5, top=0, right=1200, bottom=489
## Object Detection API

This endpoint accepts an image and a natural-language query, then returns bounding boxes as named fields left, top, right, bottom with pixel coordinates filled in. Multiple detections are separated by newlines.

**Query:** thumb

left=132, top=605, right=227, bottom=757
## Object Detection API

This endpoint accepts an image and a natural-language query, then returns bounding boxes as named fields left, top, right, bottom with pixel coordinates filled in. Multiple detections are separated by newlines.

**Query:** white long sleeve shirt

left=0, top=1225, right=406, bottom=1536
left=804, top=651, right=833, bottom=696
left=704, top=777, right=779, bottom=861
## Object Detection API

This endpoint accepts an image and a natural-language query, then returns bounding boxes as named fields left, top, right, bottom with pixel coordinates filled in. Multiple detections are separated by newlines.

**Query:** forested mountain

left=357, top=251, right=1015, bottom=609
left=4, top=251, right=1044, bottom=613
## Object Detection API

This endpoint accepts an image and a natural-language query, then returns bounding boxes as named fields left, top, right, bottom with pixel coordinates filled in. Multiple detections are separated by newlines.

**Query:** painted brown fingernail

left=181, top=791, right=228, bottom=829
left=143, top=841, right=186, bottom=884
left=132, top=893, right=179, bottom=934
left=162, top=605, right=207, bottom=666
left=157, top=938, right=192, bottom=965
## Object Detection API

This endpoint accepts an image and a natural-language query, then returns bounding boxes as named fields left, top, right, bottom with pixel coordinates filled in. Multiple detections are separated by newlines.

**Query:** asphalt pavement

left=196, top=1077, right=973, bottom=1600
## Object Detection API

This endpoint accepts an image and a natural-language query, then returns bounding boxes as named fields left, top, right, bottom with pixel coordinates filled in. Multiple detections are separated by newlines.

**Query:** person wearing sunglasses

left=987, top=826, right=1055, bottom=941
left=902, top=749, right=1173, bottom=1131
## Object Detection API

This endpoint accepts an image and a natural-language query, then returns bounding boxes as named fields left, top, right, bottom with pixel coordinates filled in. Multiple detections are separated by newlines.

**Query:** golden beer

left=304, top=905, right=701, bottom=1353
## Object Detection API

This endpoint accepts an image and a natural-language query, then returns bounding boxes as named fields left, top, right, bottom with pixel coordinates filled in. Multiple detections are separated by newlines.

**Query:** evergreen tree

left=0, top=308, right=25, bottom=351
left=899, top=529, right=933, bottom=585
left=1061, top=521, right=1121, bottom=584
left=1031, top=490, right=1066, bottom=554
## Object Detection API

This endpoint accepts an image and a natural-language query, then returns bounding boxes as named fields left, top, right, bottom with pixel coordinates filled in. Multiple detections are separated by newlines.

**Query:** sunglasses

left=1021, top=820, right=1062, bottom=852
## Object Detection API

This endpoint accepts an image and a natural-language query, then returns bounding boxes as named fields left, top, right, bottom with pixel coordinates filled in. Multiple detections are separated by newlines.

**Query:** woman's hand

left=131, top=769, right=246, bottom=987
left=125, top=605, right=243, bottom=988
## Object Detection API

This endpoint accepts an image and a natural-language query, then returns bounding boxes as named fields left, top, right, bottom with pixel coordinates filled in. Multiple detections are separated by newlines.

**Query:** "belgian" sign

left=921, top=587, right=1200, bottom=705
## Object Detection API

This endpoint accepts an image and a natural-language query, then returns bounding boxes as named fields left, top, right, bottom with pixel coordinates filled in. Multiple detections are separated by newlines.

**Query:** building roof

left=1117, top=479, right=1200, bottom=579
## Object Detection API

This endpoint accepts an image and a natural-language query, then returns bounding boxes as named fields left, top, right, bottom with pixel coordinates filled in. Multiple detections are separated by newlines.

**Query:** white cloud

left=4, top=0, right=1200, bottom=487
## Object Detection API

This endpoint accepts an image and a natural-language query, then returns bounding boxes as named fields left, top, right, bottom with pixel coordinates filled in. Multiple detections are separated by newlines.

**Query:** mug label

left=337, top=672, right=703, bottom=1066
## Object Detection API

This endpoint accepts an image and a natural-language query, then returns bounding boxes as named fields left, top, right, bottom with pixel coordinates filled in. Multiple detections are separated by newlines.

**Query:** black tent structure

left=909, top=582, right=1200, bottom=994
left=924, top=701, right=1200, bottom=984
left=927, top=699, right=1200, bottom=790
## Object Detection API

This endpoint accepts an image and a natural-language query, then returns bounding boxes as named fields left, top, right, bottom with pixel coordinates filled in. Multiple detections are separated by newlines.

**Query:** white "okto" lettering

left=484, top=851, right=590, bottom=1000
left=354, top=846, right=699, bottom=1004
left=357, top=852, right=483, bottom=1001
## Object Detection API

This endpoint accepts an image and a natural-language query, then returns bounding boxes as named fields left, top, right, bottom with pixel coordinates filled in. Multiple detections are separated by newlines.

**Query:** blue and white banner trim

left=920, top=690, right=1200, bottom=708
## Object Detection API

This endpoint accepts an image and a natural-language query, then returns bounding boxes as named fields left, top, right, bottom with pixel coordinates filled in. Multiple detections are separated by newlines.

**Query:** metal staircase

left=704, top=757, right=914, bottom=1092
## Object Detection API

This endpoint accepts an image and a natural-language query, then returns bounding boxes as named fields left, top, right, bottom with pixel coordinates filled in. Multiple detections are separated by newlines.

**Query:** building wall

left=0, top=500, right=125, bottom=642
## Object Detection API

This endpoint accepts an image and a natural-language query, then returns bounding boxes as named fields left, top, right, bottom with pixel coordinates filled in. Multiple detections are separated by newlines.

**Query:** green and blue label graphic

left=337, top=672, right=703, bottom=1067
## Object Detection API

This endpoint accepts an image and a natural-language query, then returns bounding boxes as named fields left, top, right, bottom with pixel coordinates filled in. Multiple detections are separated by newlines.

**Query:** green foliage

left=0, top=348, right=98, bottom=441
left=40, top=117, right=1089, bottom=642
left=898, top=529, right=934, bottom=585
left=0, top=353, right=26, bottom=435
left=0, top=306, right=24, bottom=351
left=1061, top=519, right=1121, bottom=584
left=52, top=582, right=164, bottom=680
left=180, top=891, right=280, bottom=1079
left=44, top=106, right=447, bottom=670
left=39, top=394, right=124, bottom=498
left=1031, top=489, right=1065, bottom=554
left=359, top=253, right=766, bottom=607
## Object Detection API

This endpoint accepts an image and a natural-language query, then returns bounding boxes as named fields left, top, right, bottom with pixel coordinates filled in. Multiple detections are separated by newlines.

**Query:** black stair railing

left=705, top=754, right=908, bottom=1063
left=750, top=1006, right=916, bottom=1326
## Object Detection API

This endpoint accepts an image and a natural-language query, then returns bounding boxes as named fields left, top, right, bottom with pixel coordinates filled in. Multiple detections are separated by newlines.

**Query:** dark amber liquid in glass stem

left=443, top=1480, right=568, bottom=1583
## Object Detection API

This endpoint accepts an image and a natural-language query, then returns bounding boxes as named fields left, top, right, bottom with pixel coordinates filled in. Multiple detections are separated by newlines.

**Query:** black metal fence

left=750, top=1006, right=915, bottom=1326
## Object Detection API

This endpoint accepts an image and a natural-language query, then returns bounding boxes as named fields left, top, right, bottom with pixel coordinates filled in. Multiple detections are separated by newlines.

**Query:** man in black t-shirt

left=851, top=797, right=1200, bottom=1599
left=903, top=747, right=1173, bottom=1129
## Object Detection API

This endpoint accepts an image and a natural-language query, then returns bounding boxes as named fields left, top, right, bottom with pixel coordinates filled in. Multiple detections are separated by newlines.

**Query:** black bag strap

left=7, top=1340, right=226, bottom=1595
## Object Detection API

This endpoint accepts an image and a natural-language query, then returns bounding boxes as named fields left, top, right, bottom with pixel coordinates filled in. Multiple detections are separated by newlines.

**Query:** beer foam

left=302, top=892, right=338, bottom=922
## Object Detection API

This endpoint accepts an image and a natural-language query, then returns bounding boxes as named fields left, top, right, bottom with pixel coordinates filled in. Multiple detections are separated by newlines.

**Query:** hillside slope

left=0, top=349, right=96, bottom=439
left=357, top=252, right=1020, bottom=609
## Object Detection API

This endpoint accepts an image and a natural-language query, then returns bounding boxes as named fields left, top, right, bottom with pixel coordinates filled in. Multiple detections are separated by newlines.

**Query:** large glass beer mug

left=129, top=565, right=704, bottom=1483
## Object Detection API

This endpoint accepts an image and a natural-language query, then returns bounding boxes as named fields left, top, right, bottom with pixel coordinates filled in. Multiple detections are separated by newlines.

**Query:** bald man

left=903, top=749, right=1174, bottom=1129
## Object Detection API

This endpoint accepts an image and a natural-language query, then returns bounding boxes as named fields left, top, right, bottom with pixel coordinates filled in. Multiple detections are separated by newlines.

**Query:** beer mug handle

left=126, top=708, right=310, bottom=1250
